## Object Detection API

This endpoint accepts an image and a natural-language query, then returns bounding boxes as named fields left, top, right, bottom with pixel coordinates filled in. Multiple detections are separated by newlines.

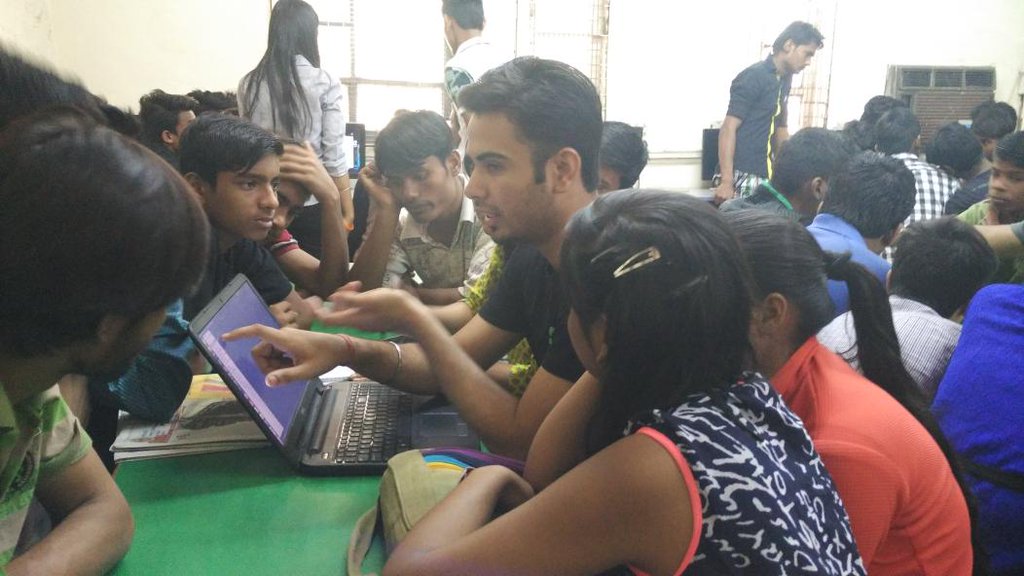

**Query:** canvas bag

left=346, top=447, right=524, bottom=576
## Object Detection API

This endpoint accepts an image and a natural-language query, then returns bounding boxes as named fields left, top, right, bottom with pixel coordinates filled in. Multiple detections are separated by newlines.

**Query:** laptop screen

left=194, top=279, right=306, bottom=445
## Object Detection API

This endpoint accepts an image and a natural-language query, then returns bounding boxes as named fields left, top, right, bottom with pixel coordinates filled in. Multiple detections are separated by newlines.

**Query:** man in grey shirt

left=818, top=217, right=997, bottom=400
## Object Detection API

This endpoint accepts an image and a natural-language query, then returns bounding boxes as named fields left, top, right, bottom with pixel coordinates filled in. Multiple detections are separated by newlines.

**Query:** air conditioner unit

left=884, top=65, right=996, bottom=145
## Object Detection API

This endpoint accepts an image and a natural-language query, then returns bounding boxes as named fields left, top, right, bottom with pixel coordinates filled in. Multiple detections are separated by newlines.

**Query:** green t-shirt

left=0, top=385, right=91, bottom=566
left=959, top=200, right=1024, bottom=284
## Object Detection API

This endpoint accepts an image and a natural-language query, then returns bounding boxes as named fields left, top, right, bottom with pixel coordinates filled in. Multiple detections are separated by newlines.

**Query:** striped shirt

left=0, top=386, right=91, bottom=565
left=817, top=295, right=960, bottom=401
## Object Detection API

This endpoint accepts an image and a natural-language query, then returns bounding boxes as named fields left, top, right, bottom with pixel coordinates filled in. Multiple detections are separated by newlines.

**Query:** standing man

left=442, top=0, right=509, bottom=149
left=714, top=21, right=823, bottom=205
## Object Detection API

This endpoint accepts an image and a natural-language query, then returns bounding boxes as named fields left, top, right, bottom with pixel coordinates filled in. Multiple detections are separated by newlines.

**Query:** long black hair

left=725, top=210, right=986, bottom=575
left=562, top=190, right=755, bottom=453
left=241, top=0, right=320, bottom=138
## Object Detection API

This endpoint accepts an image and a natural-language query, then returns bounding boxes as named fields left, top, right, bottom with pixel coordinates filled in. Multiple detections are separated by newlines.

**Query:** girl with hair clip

left=239, top=0, right=355, bottom=230
left=723, top=210, right=981, bottom=575
left=379, top=190, right=864, bottom=575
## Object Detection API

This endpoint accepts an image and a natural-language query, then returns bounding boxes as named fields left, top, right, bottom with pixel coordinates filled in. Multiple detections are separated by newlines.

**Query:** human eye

left=463, top=157, right=475, bottom=176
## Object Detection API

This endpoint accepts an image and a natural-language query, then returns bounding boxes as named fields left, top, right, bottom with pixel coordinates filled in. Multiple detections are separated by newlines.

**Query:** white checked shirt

left=892, top=153, right=960, bottom=224
left=817, top=295, right=961, bottom=402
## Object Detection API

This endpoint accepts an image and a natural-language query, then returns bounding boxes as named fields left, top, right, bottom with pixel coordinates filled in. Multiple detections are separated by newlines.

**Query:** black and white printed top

left=625, top=372, right=866, bottom=576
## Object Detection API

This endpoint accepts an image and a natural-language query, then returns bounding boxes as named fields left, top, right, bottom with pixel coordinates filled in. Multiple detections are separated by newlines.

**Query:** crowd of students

left=1, top=0, right=1023, bottom=574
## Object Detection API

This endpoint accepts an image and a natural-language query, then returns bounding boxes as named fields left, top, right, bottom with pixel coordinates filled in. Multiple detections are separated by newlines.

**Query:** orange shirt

left=773, top=338, right=972, bottom=575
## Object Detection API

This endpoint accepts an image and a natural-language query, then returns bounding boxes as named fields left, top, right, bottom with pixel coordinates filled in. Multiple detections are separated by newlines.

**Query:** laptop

left=188, top=274, right=479, bottom=475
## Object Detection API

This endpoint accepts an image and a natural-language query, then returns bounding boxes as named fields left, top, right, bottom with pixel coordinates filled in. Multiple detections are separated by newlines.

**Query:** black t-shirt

left=479, top=245, right=584, bottom=383
left=184, top=237, right=293, bottom=320
left=945, top=170, right=990, bottom=215
left=727, top=57, right=792, bottom=178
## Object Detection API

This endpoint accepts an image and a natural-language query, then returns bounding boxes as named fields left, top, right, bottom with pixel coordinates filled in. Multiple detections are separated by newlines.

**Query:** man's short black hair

left=600, top=121, right=648, bottom=189
left=971, top=101, right=1018, bottom=140
left=139, top=89, right=198, bottom=143
left=772, top=128, right=857, bottom=195
left=772, top=21, right=824, bottom=53
left=187, top=90, right=239, bottom=116
left=179, top=114, right=283, bottom=184
left=375, top=110, right=454, bottom=178
left=442, top=0, right=484, bottom=30
left=460, top=57, right=603, bottom=192
left=994, top=130, right=1024, bottom=169
left=926, top=122, right=983, bottom=178
left=891, top=218, right=997, bottom=317
left=820, top=152, right=916, bottom=238
left=0, top=111, right=209, bottom=357
left=874, top=107, right=921, bottom=154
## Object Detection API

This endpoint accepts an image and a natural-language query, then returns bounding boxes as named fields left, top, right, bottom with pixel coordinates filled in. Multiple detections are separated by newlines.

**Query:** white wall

left=607, top=0, right=1024, bottom=190
left=2, top=0, right=1022, bottom=190
left=0, top=0, right=55, bottom=63
left=2, top=0, right=271, bottom=109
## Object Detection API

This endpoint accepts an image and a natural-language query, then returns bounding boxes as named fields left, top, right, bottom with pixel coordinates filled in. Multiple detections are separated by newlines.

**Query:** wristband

left=336, top=333, right=355, bottom=361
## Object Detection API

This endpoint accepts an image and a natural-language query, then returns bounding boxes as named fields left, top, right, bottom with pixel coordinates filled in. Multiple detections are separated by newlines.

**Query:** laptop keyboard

left=335, top=381, right=413, bottom=464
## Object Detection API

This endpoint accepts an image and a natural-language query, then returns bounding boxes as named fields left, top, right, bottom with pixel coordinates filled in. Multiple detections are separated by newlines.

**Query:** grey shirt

left=817, top=295, right=961, bottom=401
left=238, top=55, right=348, bottom=177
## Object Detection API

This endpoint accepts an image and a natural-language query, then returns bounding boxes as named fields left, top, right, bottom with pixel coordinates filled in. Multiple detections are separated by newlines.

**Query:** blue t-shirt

left=807, top=213, right=890, bottom=317
left=932, top=284, right=1024, bottom=574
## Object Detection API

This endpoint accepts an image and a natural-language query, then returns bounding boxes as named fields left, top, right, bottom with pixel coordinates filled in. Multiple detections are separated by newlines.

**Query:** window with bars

left=303, top=0, right=610, bottom=133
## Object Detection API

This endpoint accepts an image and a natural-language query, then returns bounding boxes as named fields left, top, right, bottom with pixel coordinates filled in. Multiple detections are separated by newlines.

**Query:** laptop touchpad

left=415, top=413, right=469, bottom=437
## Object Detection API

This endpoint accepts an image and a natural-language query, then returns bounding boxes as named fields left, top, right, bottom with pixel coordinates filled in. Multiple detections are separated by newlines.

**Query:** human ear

left=548, top=147, right=582, bottom=193
left=160, top=129, right=176, bottom=146
left=184, top=172, right=212, bottom=204
left=446, top=150, right=461, bottom=177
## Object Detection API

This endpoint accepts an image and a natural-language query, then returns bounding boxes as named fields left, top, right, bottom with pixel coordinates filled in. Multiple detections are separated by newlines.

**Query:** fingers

left=222, top=323, right=281, bottom=343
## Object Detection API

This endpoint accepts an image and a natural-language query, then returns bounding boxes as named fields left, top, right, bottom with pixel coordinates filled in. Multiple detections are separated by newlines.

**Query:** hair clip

left=613, top=246, right=661, bottom=278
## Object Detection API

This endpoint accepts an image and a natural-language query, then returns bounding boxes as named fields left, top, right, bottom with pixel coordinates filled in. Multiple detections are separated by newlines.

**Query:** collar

left=455, top=36, right=490, bottom=55
left=888, top=295, right=942, bottom=317
left=810, top=213, right=866, bottom=242
left=400, top=187, right=477, bottom=242
left=293, top=55, right=313, bottom=68
left=769, top=337, right=822, bottom=426
left=890, top=152, right=920, bottom=162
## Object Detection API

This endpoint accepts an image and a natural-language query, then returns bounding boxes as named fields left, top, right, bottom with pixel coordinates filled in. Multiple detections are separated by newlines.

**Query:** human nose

left=259, top=183, right=279, bottom=210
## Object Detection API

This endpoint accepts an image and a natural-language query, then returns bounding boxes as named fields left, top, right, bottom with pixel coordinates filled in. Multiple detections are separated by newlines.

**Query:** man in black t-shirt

left=180, top=115, right=310, bottom=326
left=713, top=21, right=824, bottom=206
left=225, top=57, right=600, bottom=459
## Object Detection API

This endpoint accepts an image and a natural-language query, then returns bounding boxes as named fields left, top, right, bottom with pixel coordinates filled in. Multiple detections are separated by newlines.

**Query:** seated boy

left=0, top=109, right=209, bottom=573
left=265, top=141, right=349, bottom=299
left=958, top=131, right=1024, bottom=283
left=596, top=121, right=649, bottom=194
left=179, top=114, right=314, bottom=326
left=349, top=110, right=494, bottom=306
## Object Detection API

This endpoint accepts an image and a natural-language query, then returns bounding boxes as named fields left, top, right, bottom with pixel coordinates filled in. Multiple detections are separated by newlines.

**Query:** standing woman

left=239, top=0, right=355, bottom=252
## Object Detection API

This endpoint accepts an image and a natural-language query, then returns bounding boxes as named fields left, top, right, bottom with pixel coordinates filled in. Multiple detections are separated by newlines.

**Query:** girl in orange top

left=726, top=210, right=979, bottom=575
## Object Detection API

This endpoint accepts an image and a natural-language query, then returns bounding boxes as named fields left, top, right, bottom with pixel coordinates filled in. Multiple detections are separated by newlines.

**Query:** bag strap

left=964, top=459, right=1024, bottom=492
left=346, top=504, right=380, bottom=576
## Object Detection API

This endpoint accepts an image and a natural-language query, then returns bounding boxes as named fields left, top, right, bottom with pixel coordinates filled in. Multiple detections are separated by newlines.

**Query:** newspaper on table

left=112, top=374, right=269, bottom=462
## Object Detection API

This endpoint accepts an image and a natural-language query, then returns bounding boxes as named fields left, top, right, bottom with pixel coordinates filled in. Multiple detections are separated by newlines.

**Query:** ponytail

left=826, top=253, right=988, bottom=575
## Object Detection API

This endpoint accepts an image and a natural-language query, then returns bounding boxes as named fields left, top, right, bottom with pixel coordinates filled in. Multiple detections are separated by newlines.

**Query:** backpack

left=346, top=447, right=524, bottom=576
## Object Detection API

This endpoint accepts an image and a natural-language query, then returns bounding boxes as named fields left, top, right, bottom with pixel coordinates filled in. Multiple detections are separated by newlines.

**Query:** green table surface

left=111, top=447, right=385, bottom=575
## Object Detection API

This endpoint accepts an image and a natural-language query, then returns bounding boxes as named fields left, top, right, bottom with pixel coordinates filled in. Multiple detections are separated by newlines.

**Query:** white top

left=444, top=37, right=511, bottom=148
